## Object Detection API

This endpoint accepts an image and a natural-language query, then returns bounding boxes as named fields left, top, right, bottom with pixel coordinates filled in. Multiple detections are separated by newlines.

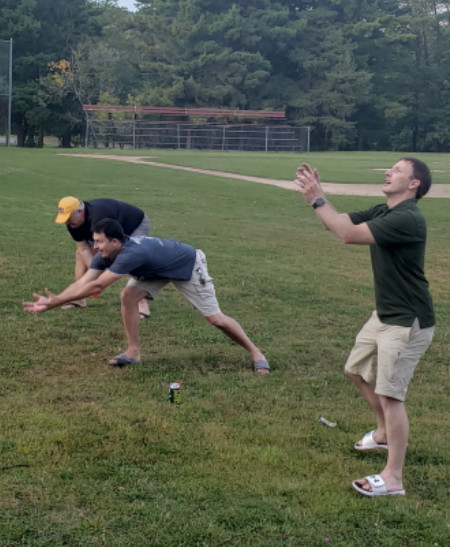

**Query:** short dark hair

left=92, top=218, right=126, bottom=243
left=401, top=157, right=432, bottom=199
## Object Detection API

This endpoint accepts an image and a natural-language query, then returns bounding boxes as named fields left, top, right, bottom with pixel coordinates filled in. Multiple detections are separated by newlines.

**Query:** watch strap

left=312, top=198, right=326, bottom=209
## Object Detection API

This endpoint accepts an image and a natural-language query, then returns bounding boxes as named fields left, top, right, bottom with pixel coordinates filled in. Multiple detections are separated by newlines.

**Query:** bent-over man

left=55, top=196, right=150, bottom=318
left=295, top=158, right=434, bottom=497
left=25, top=219, right=270, bottom=374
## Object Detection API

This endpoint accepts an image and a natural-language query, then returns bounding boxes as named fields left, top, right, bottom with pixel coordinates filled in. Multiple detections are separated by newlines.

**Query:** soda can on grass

left=169, top=383, right=181, bottom=404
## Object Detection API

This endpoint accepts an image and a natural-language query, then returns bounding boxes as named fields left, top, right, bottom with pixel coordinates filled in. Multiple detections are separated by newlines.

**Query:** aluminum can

left=169, top=383, right=181, bottom=404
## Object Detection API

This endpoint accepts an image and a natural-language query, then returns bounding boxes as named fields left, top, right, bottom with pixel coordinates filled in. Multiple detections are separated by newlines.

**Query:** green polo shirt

left=348, top=199, right=434, bottom=328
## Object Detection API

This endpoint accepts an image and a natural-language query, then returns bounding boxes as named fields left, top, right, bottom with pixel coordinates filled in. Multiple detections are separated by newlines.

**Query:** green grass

left=1, top=149, right=450, bottom=546
left=65, top=148, right=450, bottom=184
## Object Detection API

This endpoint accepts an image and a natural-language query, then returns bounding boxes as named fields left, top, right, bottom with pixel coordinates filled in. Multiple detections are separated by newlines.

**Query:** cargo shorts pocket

left=193, top=266, right=214, bottom=298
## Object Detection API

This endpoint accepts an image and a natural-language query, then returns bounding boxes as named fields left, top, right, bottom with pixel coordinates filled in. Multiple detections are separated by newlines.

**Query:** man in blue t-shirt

left=55, top=196, right=151, bottom=318
left=24, top=219, right=270, bottom=375
left=296, top=158, right=434, bottom=498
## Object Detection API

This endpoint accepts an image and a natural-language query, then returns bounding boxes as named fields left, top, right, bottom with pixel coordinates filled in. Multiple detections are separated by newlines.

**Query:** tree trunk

left=38, top=127, right=44, bottom=148
left=411, top=121, right=417, bottom=152
left=60, top=133, right=71, bottom=148
left=25, top=126, right=36, bottom=147
left=357, top=134, right=363, bottom=151
left=16, top=123, right=27, bottom=147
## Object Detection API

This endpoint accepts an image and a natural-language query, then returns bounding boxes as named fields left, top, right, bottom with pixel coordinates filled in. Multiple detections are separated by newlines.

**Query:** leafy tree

left=349, top=0, right=450, bottom=151
left=0, top=0, right=103, bottom=146
left=2, top=0, right=450, bottom=150
left=126, top=0, right=372, bottom=148
left=129, top=1, right=276, bottom=109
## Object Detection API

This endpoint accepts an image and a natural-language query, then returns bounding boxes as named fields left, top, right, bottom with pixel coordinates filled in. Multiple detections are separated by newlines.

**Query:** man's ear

left=409, top=178, right=420, bottom=191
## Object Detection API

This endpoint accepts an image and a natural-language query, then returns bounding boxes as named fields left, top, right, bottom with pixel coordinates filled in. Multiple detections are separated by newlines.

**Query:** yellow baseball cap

left=55, top=196, right=81, bottom=224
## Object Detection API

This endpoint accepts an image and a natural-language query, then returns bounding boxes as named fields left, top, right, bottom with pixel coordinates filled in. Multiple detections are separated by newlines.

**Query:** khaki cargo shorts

left=127, top=249, right=221, bottom=317
left=345, top=311, right=434, bottom=401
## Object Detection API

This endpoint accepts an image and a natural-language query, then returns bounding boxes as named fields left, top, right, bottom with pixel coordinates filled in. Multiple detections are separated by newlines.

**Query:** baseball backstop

left=84, top=106, right=310, bottom=153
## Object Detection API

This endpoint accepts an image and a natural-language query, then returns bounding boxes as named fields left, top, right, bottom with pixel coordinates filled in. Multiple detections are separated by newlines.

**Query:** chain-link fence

left=86, top=120, right=310, bottom=153
left=0, top=39, right=12, bottom=147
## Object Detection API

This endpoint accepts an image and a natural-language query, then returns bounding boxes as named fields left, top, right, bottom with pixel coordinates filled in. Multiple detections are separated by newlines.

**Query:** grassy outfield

left=0, top=149, right=450, bottom=546
left=66, top=148, right=450, bottom=184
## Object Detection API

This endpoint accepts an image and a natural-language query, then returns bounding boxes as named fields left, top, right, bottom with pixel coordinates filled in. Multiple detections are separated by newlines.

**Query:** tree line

left=1, top=0, right=449, bottom=151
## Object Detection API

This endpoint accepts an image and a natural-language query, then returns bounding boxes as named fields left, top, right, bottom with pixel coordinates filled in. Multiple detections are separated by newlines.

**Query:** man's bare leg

left=345, top=371, right=387, bottom=445
left=108, top=286, right=146, bottom=365
left=205, top=312, right=269, bottom=374
left=125, top=275, right=150, bottom=319
left=62, top=247, right=94, bottom=309
left=138, top=298, right=150, bottom=319
left=355, top=396, right=407, bottom=494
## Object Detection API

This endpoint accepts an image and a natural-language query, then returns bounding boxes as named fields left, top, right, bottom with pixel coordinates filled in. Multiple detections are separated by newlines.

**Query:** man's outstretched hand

left=23, top=289, right=58, bottom=314
left=295, top=163, right=324, bottom=204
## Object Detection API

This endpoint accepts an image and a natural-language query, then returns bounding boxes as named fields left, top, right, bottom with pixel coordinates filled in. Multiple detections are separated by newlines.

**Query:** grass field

left=63, top=148, right=450, bottom=185
left=1, top=149, right=450, bottom=546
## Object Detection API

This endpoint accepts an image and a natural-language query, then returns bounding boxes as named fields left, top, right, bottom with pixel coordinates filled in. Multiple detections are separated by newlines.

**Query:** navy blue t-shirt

left=68, top=199, right=145, bottom=242
left=90, top=236, right=197, bottom=281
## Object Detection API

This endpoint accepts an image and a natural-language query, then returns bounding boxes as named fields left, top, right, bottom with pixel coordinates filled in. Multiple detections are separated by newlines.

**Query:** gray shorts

left=127, top=249, right=221, bottom=317
left=131, top=214, right=150, bottom=237
left=345, top=311, right=434, bottom=401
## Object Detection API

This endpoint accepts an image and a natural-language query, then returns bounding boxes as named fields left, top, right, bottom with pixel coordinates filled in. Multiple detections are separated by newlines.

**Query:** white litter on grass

left=318, top=416, right=337, bottom=428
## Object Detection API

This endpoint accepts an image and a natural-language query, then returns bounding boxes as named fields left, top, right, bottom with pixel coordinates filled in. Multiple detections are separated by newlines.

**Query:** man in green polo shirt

left=295, top=158, right=434, bottom=497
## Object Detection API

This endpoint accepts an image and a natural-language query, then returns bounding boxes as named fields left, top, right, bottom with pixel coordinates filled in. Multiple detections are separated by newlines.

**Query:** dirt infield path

left=60, top=154, right=450, bottom=198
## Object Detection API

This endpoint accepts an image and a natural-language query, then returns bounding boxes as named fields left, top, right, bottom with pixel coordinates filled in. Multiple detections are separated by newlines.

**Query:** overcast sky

left=116, top=0, right=138, bottom=11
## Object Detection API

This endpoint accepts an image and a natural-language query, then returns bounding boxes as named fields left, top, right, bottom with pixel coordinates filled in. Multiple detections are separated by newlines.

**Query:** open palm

left=23, top=290, right=57, bottom=314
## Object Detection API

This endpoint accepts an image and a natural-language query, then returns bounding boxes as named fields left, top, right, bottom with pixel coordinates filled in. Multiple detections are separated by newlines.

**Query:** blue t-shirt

left=90, top=236, right=197, bottom=281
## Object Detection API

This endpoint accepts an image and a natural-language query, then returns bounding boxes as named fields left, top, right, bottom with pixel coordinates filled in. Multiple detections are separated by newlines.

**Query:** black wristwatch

left=312, top=198, right=326, bottom=209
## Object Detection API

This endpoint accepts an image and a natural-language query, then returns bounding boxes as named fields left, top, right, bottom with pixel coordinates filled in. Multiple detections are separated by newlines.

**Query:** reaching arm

left=295, top=163, right=375, bottom=245
left=23, top=268, right=123, bottom=314
left=314, top=209, right=375, bottom=244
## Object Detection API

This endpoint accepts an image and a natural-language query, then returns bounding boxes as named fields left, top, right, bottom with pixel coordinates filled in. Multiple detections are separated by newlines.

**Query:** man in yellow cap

left=56, top=197, right=151, bottom=318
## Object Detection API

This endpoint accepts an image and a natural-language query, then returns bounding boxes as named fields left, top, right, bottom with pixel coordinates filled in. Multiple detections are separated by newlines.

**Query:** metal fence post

left=85, top=116, right=89, bottom=148
left=307, top=126, right=310, bottom=153
left=222, top=126, right=226, bottom=151
left=177, top=124, right=181, bottom=149
left=6, top=38, right=13, bottom=147
left=265, top=126, right=269, bottom=152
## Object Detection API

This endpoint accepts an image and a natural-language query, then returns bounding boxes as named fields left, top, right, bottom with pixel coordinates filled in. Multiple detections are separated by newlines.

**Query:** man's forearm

left=315, top=201, right=336, bottom=230
left=49, top=279, right=105, bottom=309
left=314, top=205, right=355, bottom=242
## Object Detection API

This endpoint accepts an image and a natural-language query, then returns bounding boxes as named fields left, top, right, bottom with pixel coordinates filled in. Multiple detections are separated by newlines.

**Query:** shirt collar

left=388, top=198, right=418, bottom=211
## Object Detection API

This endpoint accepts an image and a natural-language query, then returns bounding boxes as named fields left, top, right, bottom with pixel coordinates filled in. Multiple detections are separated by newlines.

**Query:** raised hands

left=23, top=289, right=58, bottom=314
left=295, top=163, right=325, bottom=204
